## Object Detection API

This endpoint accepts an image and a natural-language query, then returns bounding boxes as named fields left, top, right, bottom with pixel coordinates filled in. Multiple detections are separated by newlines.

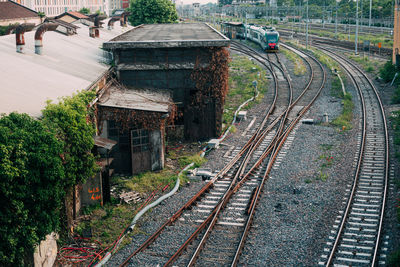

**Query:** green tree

left=128, top=0, right=178, bottom=26
left=79, top=7, right=90, bottom=15
left=42, top=90, right=97, bottom=188
left=0, top=113, right=65, bottom=266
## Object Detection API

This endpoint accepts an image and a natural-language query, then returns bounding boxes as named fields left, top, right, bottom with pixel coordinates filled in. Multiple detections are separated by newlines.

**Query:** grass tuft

left=124, top=170, right=177, bottom=193
left=281, top=48, right=307, bottom=75
left=331, top=93, right=354, bottom=130
left=178, top=154, right=207, bottom=168
left=224, top=53, right=269, bottom=132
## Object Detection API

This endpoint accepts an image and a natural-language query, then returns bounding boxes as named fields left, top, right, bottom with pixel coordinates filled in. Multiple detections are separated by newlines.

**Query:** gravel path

left=106, top=46, right=399, bottom=266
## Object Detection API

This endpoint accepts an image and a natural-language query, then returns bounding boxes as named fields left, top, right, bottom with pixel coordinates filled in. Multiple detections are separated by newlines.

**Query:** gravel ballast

left=106, top=45, right=399, bottom=266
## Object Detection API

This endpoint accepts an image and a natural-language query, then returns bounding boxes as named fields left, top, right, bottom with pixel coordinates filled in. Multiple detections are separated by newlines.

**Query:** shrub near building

left=0, top=113, right=65, bottom=266
left=42, top=90, right=97, bottom=188
left=0, top=91, right=98, bottom=266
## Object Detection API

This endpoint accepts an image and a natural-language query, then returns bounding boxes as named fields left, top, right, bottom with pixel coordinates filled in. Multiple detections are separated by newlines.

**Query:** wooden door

left=131, top=129, right=151, bottom=175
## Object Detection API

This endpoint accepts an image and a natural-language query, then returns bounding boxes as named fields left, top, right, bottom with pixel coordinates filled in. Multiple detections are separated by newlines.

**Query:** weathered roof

left=94, top=136, right=117, bottom=150
left=0, top=0, right=38, bottom=21
left=98, top=85, right=172, bottom=113
left=222, top=22, right=244, bottom=26
left=112, top=10, right=125, bottom=17
left=65, top=11, right=89, bottom=20
left=103, top=23, right=230, bottom=49
left=0, top=20, right=133, bottom=117
left=49, top=18, right=80, bottom=29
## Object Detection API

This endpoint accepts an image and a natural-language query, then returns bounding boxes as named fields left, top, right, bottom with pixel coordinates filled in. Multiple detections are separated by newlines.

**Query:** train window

left=267, top=34, right=278, bottom=43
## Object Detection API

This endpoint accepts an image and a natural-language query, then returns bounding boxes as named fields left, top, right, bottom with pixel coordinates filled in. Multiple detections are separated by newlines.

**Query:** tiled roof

left=66, top=11, right=89, bottom=19
left=0, top=0, right=38, bottom=21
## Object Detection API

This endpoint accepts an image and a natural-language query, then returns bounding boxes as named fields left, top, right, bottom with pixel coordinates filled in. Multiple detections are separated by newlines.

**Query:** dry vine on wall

left=190, top=47, right=230, bottom=134
left=97, top=104, right=177, bottom=134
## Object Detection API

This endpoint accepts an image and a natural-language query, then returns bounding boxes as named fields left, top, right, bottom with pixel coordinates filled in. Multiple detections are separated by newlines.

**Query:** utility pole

left=245, top=12, right=247, bottom=40
left=306, top=0, right=309, bottom=49
left=355, top=0, right=359, bottom=54
left=369, top=0, right=372, bottom=27
left=335, top=0, right=338, bottom=38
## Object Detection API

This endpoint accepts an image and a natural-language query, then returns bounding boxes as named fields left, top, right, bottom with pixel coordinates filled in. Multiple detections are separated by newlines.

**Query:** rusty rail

left=119, top=45, right=280, bottom=267
left=318, top=47, right=389, bottom=267
left=169, top=43, right=294, bottom=267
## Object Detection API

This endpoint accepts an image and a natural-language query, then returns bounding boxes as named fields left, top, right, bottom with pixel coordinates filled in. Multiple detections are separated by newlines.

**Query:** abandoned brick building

left=100, top=23, right=230, bottom=174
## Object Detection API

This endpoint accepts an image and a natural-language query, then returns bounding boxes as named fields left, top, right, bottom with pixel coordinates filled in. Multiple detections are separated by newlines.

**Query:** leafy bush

left=42, top=90, right=97, bottom=187
left=0, top=91, right=97, bottom=266
left=0, top=113, right=65, bottom=266
left=128, top=0, right=178, bottom=26
left=379, top=60, right=397, bottom=83
left=79, top=7, right=90, bottom=14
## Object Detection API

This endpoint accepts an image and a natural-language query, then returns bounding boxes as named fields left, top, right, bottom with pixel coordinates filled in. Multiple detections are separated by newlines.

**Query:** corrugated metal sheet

left=94, top=136, right=117, bottom=150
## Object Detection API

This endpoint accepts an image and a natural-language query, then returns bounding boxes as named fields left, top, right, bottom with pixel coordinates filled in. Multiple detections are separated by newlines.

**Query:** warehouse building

left=102, top=23, right=230, bottom=145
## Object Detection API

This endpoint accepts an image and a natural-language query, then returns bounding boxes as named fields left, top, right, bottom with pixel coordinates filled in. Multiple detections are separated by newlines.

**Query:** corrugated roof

left=98, top=85, right=172, bottom=113
left=0, top=0, right=38, bottom=21
left=0, top=20, right=133, bottom=117
left=94, top=136, right=117, bottom=150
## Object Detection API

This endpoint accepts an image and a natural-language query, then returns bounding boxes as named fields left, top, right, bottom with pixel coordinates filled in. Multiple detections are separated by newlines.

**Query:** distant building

left=232, top=0, right=265, bottom=4
left=7, top=0, right=106, bottom=17
left=192, top=2, right=200, bottom=17
left=106, top=0, right=125, bottom=16
left=0, top=0, right=40, bottom=26
left=55, top=11, right=91, bottom=25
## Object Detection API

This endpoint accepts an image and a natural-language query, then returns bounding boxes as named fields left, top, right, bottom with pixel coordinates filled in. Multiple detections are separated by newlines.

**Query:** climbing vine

left=189, top=47, right=230, bottom=134
left=190, top=47, right=230, bottom=106
left=42, top=90, right=97, bottom=188
left=98, top=104, right=177, bottom=133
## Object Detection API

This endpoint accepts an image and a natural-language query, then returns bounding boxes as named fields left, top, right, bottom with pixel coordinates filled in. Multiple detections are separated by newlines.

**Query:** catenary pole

left=306, top=0, right=309, bottom=49
left=369, top=0, right=372, bottom=27
left=355, top=0, right=359, bottom=54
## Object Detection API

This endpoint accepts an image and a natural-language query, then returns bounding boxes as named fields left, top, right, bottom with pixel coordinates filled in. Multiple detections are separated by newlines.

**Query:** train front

left=265, top=31, right=279, bottom=51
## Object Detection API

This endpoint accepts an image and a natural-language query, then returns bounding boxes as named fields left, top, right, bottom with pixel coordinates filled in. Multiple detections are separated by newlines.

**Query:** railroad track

left=279, top=29, right=392, bottom=58
left=118, top=41, right=326, bottom=267
left=314, top=47, right=389, bottom=266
